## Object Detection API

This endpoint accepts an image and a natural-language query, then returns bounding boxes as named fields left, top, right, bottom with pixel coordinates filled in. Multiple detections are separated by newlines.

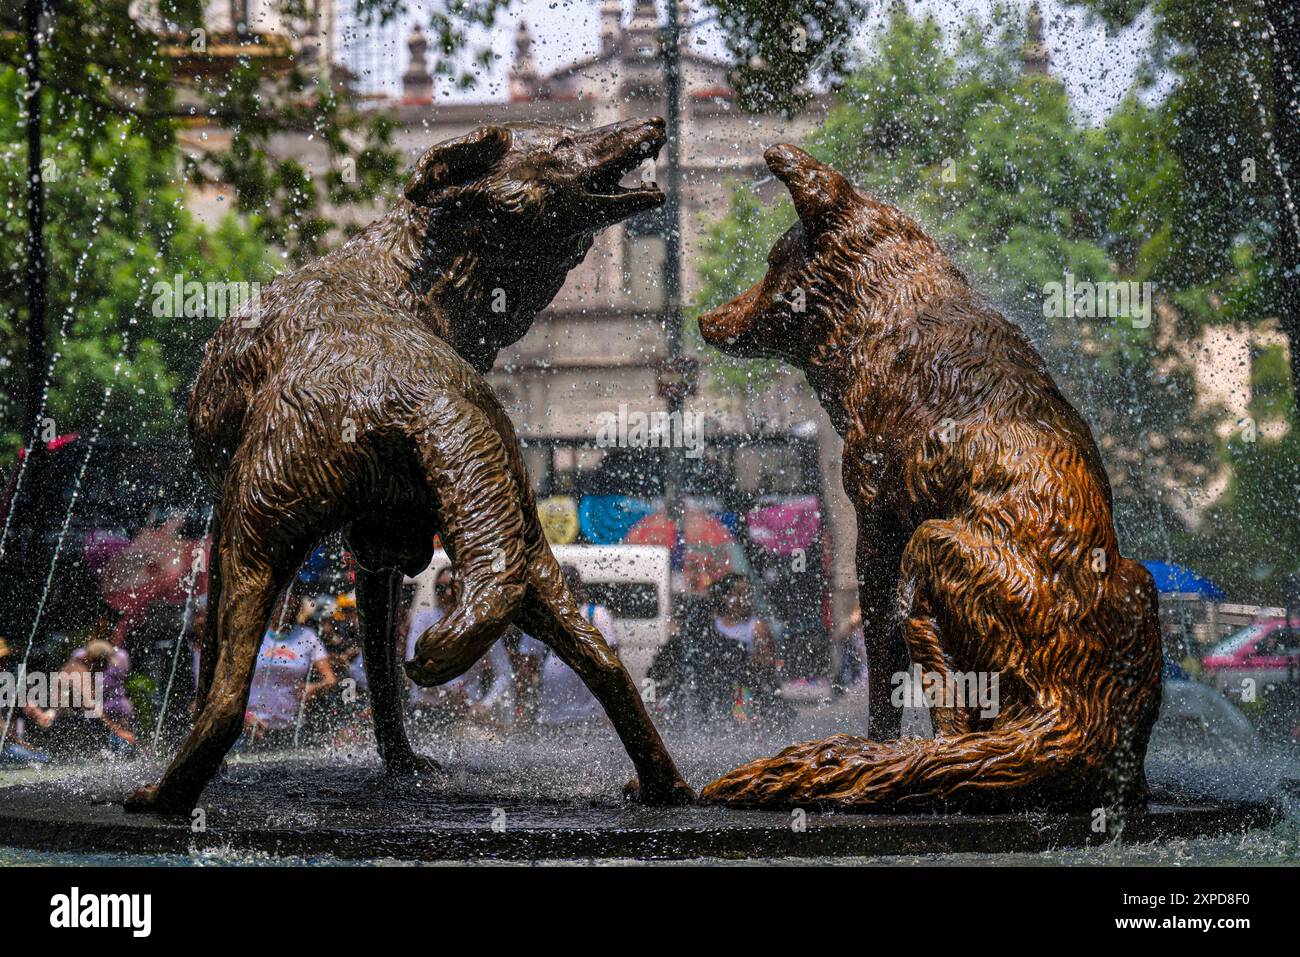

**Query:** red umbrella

left=99, top=517, right=207, bottom=642
left=625, top=508, right=735, bottom=592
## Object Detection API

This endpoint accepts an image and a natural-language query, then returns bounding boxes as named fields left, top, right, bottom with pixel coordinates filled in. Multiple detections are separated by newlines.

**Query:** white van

left=406, top=544, right=672, bottom=684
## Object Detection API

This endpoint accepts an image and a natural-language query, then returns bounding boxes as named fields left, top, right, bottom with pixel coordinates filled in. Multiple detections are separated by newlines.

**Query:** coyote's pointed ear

left=405, top=126, right=512, bottom=207
left=764, top=144, right=852, bottom=231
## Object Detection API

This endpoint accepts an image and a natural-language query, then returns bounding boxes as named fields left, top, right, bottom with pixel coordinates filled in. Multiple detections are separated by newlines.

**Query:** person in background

left=332, top=591, right=366, bottom=693
left=0, top=637, right=51, bottom=765
left=63, top=638, right=137, bottom=754
left=516, top=566, right=618, bottom=727
left=405, top=567, right=456, bottom=721
left=244, top=592, right=335, bottom=748
left=707, top=573, right=790, bottom=727
left=647, top=594, right=745, bottom=726
left=316, top=591, right=370, bottom=742
left=828, top=605, right=869, bottom=698
left=711, top=574, right=776, bottom=669
left=26, top=632, right=137, bottom=758
left=73, top=618, right=133, bottom=730
left=319, top=592, right=363, bottom=691
left=405, top=567, right=513, bottom=726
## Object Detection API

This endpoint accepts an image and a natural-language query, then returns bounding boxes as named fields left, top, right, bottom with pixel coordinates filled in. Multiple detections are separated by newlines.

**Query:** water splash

left=151, top=507, right=213, bottom=751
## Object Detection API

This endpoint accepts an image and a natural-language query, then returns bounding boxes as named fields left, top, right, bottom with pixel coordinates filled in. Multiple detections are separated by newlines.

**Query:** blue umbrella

left=1139, top=560, right=1226, bottom=600
left=297, top=543, right=336, bottom=584
left=577, top=495, right=657, bottom=545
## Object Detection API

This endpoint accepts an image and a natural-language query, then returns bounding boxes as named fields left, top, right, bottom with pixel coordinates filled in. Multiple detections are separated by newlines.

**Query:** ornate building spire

left=509, top=19, right=543, bottom=101
left=626, top=0, right=659, bottom=61
left=1021, top=2, right=1050, bottom=76
left=601, top=0, right=624, bottom=57
left=402, top=25, right=433, bottom=102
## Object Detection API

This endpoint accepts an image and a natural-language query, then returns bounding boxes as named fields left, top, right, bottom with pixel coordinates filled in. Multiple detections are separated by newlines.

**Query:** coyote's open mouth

left=581, top=118, right=667, bottom=218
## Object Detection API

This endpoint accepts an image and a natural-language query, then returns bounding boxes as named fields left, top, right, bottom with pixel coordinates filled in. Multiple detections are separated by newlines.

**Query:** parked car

left=1202, top=618, right=1300, bottom=700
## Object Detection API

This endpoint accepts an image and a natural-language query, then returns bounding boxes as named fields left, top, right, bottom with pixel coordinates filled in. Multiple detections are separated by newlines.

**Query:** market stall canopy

left=1139, top=560, right=1226, bottom=600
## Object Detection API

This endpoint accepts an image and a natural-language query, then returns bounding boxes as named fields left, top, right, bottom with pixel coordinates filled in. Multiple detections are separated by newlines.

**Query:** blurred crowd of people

left=2, top=557, right=820, bottom=768
left=0, top=631, right=136, bottom=764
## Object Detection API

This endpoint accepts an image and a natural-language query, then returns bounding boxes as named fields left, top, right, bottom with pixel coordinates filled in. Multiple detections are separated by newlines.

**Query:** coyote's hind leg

left=404, top=402, right=528, bottom=688
left=516, top=553, right=692, bottom=806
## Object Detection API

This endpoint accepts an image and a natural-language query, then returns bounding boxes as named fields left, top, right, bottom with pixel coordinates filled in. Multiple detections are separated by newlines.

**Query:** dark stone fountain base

left=0, top=756, right=1281, bottom=862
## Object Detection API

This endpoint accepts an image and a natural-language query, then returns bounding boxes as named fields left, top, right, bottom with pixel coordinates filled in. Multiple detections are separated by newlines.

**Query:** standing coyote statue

left=126, top=119, right=692, bottom=813
left=698, top=145, right=1161, bottom=812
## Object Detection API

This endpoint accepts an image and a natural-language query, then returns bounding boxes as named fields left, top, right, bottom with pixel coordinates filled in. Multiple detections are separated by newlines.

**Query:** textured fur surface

left=126, top=119, right=691, bottom=813
left=698, top=145, right=1161, bottom=812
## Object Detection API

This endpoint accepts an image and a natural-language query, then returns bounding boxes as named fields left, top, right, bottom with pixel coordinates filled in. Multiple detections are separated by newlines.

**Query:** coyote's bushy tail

left=702, top=560, right=1162, bottom=813
left=701, top=710, right=1117, bottom=812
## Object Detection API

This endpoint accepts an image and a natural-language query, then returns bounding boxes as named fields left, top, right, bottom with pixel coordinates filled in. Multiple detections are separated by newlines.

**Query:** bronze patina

left=126, top=119, right=692, bottom=813
left=698, top=145, right=1162, bottom=812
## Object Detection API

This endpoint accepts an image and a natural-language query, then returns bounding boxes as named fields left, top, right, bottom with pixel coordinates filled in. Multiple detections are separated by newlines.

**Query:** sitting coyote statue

left=698, top=145, right=1161, bottom=813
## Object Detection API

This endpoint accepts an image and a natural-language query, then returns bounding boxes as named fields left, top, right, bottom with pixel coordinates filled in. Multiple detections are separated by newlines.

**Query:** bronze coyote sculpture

left=126, top=119, right=691, bottom=813
left=699, top=145, right=1162, bottom=812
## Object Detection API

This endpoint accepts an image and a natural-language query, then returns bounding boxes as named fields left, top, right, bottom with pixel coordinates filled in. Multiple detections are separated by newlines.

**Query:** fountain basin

left=0, top=755, right=1282, bottom=863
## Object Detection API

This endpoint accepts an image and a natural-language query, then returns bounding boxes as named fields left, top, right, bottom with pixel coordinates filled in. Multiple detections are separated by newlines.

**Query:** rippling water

left=3, top=687, right=1297, bottom=865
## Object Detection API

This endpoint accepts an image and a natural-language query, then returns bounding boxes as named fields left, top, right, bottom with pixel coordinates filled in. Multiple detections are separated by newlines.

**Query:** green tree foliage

left=702, top=0, right=861, bottom=115
left=1062, top=0, right=1299, bottom=599
left=0, top=61, right=275, bottom=460
left=0, top=0, right=399, bottom=462
left=1063, top=0, right=1286, bottom=299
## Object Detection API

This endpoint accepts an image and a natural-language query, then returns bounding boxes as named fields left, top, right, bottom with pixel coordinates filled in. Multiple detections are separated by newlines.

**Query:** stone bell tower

left=508, top=20, right=545, bottom=102
left=1021, top=2, right=1051, bottom=76
left=402, top=25, right=433, bottom=103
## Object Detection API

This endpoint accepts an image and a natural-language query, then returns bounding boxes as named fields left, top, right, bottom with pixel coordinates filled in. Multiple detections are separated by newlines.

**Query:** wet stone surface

left=0, top=724, right=1289, bottom=862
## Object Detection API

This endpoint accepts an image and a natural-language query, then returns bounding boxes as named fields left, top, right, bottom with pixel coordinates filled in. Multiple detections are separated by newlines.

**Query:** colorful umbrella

left=747, top=495, right=822, bottom=556
left=99, top=517, right=207, bottom=642
left=625, top=508, right=735, bottom=591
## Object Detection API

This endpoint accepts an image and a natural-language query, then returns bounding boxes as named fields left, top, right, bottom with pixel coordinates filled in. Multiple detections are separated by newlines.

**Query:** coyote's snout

left=699, top=145, right=1162, bottom=813
left=125, top=119, right=691, bottom=815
